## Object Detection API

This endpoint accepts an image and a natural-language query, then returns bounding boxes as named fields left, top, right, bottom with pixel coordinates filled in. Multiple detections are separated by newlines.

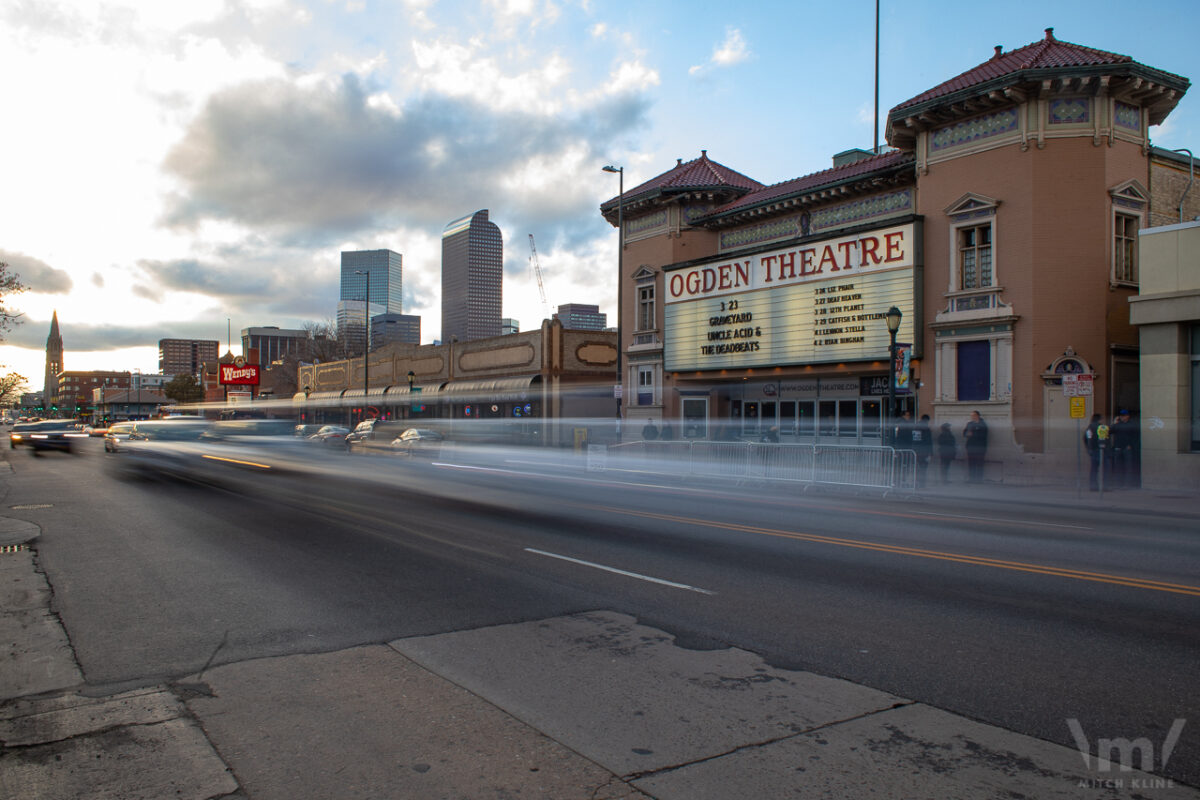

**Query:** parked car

left=389, top=427, right=445, bottom=458
left=104, top=421, right=136, bottom=453
left=307, top=425, right=350, bottom=447
left=344, top=419, right=405, bottom=453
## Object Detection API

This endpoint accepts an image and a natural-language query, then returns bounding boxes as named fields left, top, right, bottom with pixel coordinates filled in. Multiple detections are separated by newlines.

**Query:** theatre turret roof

left=886, top=28, right=1189, bottom=150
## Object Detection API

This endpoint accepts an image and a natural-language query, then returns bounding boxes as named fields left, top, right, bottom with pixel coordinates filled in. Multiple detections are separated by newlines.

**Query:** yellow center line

left=201, top=454, right=273, bottom=470
left=589, top=505, right=1200, bottom=598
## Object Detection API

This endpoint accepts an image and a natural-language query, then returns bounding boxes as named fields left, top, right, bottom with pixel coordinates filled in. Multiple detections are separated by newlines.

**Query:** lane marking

left=201, top=455, right=273, bottom=470
left=592, top=507, right=1200, bottom=598
left=524, top=547, right=715, bottom=595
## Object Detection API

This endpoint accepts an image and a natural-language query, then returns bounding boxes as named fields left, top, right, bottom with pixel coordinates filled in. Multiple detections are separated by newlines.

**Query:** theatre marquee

left=664, top=222, right=920, bottom=372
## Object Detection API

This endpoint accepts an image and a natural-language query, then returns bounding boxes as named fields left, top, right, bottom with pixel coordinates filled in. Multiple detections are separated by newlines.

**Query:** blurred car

left=307, top=425, right=350, bottom=447
left=389, top=427, right=444, bottom=458
left=83, top=424, right=108, bottom=437
left=199, top=418, right=297, bottom=440
left=294, top=423, right=322, bottom=438
left=10, top=421, right=36, bottom=449
left=21, top=419, right=88, bottom=455
left=110, top=419, right=213, bottom=478
left=104, top=421, right=136, bottom=453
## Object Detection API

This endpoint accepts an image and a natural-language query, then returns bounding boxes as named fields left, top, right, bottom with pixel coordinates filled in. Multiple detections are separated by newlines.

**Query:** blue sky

left=2, top=0, right=1198, bottom=391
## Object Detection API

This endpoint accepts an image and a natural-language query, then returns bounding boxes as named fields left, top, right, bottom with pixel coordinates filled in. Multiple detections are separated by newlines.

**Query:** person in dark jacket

left=937, top=423, right=956, bottom=483
left=962, top=410, right=988, bottom=483
left=642, top=419, right=659, bottom=441
left=893, top=410, right=914, bottom=449
left=1083, top=413, right=1102, bottom=491
left=912, top=414, right=933, bottom=488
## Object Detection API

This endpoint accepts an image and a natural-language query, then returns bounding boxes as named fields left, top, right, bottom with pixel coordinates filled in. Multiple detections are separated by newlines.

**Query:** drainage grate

left=1, top=544, right=29, bottom=554
left=10, top=503, right=53, bottom=510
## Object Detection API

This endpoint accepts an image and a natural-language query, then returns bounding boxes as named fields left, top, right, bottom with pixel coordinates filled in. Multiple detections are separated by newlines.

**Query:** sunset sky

left=3, top=0, right=1198, bottom=393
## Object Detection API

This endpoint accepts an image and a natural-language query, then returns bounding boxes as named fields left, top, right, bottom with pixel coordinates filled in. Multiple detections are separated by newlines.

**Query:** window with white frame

left=637, top=365, right=655, bottom=406
left=637, top=285, right=655, bottom=331
left=958, top=223, right=993, bottom=290
left=1114, top=212, right=1139, bottom=284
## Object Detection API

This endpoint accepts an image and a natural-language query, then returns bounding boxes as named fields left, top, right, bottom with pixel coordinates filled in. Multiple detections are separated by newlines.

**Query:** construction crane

left=528, top=233, right=551, bottom=321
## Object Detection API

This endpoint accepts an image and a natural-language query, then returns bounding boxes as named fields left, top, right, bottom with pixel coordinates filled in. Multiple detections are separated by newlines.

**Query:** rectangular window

left=958, top=224, right=992, bottom=290
left=637, top=366, right=654, bottom=406
left=637, top=285, right=655, bottom=331
left=682, top=397, right=708, bottom=439
left=797, top=401, right=815, bottom=436
left=957, top=340, right=991, bottom=401
left=1114, top=213, right=1139, bottom=283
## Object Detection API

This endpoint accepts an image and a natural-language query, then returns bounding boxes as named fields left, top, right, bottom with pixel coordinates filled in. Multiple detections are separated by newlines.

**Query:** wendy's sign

left=220, top=358, right=260, bottom=386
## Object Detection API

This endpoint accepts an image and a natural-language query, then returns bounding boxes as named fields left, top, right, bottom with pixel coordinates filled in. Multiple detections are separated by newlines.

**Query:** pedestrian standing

left=937, top=423, right=956, bottom=483
left=893, top=410, right=914, bottom=449
left=1110, top=410, right=1138, bottom=488
left=912, top=414, right=933, bottom=488
left=642, top=419, right=659, bottom=441
left=1083, top=413, right=1101, bottom=491
left=962, top=410, right=988, bottom=484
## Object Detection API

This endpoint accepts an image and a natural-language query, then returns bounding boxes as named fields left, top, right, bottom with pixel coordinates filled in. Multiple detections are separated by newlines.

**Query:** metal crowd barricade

left=690, top=441, right=752, bottom=480
left=603, top=439, right=916, bottom=493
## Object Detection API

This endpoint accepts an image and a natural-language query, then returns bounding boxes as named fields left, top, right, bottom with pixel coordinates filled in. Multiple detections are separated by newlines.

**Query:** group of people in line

left=893, top=409, right=988, bottom=488
left=1082, top=410, right=1141, bottom=491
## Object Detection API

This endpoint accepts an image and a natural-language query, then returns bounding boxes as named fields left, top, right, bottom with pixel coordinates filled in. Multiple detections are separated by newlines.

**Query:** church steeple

left=43, top=311, right=63, bottom=412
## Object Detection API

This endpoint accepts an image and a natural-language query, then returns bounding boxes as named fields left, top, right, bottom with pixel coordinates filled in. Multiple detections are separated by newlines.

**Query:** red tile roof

left=710, top=150, right=912, bottom=216
left=892, top=28, right=1162, bottom=113
left=609, top=151, right=763, bottom=207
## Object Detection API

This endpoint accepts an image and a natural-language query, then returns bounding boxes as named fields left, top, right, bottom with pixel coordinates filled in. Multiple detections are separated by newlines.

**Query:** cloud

left=0, top=250, right=73, bottom=294
left=689, top=27, right=750, bottom=76
left=91, top=272, right=105, bottom=288
left=4, top=318, right=217, bottom=352
left=161, top=72, right=651, bottom=248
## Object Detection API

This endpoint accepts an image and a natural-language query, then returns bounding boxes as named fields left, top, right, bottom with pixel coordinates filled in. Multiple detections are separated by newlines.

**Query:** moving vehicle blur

left=104, top=422, right=136, bottom=453
left=19, top=419, right=88, bottom=455
left=110, top=418, right=213, bottom=479
left=344, top=418, right=406, bottom=453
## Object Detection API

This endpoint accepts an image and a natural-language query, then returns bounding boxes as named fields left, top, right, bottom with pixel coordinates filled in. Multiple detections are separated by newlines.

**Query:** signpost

left=1063, top=375, right=1093, bottom=497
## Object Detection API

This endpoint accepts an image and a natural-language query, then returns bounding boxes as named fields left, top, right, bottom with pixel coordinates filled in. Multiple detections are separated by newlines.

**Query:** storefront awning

left=441, top=375, right=542, bottom=402
left=384, top=382, right=445, bottom=398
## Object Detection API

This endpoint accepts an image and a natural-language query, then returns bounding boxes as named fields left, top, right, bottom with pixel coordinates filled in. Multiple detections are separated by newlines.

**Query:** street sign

left=1069, top=397, right=1087, bottom=419
left=1075, top=374, right=1093, bottom=396
left=1062, top=374, right=1078, bottom=397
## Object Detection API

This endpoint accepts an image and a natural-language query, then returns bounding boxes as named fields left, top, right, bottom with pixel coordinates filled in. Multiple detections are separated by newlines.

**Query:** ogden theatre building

left=602, top=29, right=1195, bottom=475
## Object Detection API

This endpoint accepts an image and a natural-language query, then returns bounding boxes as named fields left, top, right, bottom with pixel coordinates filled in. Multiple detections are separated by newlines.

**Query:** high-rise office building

left=552, top=303, right=607, bottom=331
left=370, top=313, right=421, bottom=348
left=442, top=210, right=502, bottom=342
left=339, top=249, right=403, bottom=352
left=159, top=338, right=219, bottom=377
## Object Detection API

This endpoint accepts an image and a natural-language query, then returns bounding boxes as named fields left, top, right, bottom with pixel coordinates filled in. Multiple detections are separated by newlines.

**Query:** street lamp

left=355, top=269, right=371, bottom=421
left=885, top=306, right=903, bottom=446
left=602, top=164, right=624, bottom=429
left=407, top=370, right=415, bottom=419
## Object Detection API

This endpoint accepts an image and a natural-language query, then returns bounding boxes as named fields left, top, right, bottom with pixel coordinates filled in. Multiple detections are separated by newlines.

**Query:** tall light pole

left=602, top=164, right=624, bottom=429
left=407, top=370, right=415, bottom=419
left=355, top=269, right=370, bottom=421
left=885, top=306, right=903, bottom=446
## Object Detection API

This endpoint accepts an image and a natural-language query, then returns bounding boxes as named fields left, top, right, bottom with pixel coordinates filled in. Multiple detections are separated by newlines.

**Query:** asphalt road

left=6, top=437, right=1199, bottom=787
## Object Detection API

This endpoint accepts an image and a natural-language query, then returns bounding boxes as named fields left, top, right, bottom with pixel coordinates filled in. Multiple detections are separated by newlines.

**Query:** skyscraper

left=44, top=311, right=63, bottom=410
left=338, top=249, right=403, bottom=352
left=553, top=303, right=608, bottom=331
left=442, top=209, right=502, bottom=342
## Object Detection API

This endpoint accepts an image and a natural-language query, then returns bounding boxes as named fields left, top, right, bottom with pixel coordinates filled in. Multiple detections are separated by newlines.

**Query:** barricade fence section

left=606, top=440, right=916, bottom=492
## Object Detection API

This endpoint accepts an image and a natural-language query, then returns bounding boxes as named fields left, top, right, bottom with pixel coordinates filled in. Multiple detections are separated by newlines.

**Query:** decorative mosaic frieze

left=810, top=189, right=914, bottom=232
left=626, top=209, right=668, bottom=237
left=1114, top=102, right=1141, bottom=132
left=719, top=216, right=800, bottom=251
left=930, top=108, right=1019, bottom=152
left=682, top=204, right=714, bottom=224
left=1113, top=196, right=1145, bottom=211
left=1048, top=97, right=1089, bottom=125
